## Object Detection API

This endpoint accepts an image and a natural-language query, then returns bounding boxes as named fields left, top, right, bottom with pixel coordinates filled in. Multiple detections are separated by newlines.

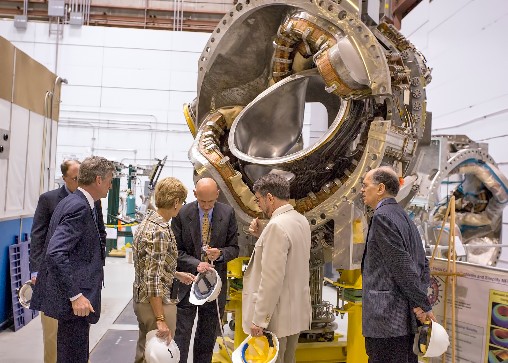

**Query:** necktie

left=92, top=207, right=97, bottom=225
left=201, top=212, right=211, bottom=262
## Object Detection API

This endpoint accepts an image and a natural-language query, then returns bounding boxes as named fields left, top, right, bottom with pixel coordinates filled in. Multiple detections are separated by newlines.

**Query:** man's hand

left=248, top=218, right=261, bottom=238
left=156, top=320, right=172, bottom=345
left=413, top=307, right=437, bottom=324
left=250, top=323, right=264, bottom=337
left=71, top=295, right=95, bottom=317
left=175, top=271, right=195, bottom=285
left=197, top=262, right=214, bottom=273
left=206, top=248, right=222, bottom=261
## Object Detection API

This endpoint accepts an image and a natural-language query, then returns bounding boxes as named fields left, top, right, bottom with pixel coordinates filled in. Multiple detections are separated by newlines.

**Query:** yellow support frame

left=334, top=269, right=368, bottom=363
left=213, top=259, right=368, bottom=363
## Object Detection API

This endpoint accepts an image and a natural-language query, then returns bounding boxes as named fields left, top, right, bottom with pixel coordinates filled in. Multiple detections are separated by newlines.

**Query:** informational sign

left=428, top=259, right=508, bottom=363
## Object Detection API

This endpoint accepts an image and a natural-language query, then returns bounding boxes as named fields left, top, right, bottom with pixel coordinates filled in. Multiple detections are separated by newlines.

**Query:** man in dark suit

left=31, top=156, right=115, bottom=363
left=361, top=166, right=436, bottom=363
left=30, top=159, right=106, bottom=363
left=171, top=177, right=239, bottom=363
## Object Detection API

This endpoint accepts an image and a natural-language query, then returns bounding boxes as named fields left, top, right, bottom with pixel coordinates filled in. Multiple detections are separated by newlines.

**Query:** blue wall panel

left=0, top=217, right=33, bottom=328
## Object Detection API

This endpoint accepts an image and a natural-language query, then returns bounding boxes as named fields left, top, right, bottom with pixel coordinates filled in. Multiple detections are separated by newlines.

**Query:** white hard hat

left=413, top=320, right=450, bottom=357
left=189, top=269, right=222, bottom=306
left=144, top=330, right=180, bottom=363
left=232, top=331, right=279, bottom=363
left=17, top=280, right=34, bottom=309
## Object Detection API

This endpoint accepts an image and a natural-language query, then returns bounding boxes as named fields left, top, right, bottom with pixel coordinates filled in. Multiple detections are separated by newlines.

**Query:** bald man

left=171, top=178, right=239, bottom=363
left=360, top=166, right=435, bottom=363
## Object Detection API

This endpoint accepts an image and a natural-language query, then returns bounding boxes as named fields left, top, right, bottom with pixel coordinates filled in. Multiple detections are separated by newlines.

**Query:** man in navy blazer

left=30, top=159, right=106, bottom=363
left=361, top=166, right=436, bottom=363
left=31, top=156, right=115, bottom=363
left=171, top=178, right=239, bottom=363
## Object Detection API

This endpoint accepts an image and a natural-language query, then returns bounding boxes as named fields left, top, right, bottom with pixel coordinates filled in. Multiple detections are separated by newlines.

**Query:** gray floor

left=0, top=257, right=347, bottom=362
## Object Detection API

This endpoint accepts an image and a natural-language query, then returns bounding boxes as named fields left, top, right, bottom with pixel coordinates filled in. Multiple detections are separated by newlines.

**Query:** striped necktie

left=92, top=207, right=97, bottom=225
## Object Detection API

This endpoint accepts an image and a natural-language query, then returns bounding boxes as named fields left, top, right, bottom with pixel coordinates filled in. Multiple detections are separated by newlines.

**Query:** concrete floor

left=0, top=257, right=348, bottom=362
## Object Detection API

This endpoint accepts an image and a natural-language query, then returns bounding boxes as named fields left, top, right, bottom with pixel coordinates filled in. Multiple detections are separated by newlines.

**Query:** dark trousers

left=365, top=335, right=417, bottom=363
left=57, top=317, right=90, bottom=363
left=174, top=292, right=224, bottom=363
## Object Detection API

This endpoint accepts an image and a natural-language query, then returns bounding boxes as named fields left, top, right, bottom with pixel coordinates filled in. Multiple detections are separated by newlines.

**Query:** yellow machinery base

left=212, top=334, right=347, bottom=363
left=215, top=259, right=368, bottom=363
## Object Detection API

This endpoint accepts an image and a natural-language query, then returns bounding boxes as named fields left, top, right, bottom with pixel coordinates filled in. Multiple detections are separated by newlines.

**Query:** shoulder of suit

left=179, top=201, right=196, bottom=214
left=40, top=186, right=65, bottom=199
left=59, top=193, right=89, bottom=211
left=214, top=201, right=233, bottom=213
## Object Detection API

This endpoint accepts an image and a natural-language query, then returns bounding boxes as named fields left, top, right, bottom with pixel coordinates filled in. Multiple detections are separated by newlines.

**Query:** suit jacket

left=31, top=190, right=105, bottom=324
left=30, top=186, right=107, bottom=274
left=242, top=204, right=312, bottom=338
left=361, top=198, right=431, bottom=338
left=171, top=201, right=239, bottom=307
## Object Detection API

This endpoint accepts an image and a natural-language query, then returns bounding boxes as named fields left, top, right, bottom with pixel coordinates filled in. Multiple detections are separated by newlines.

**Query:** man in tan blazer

left=243, top=174, right=312, bottom=363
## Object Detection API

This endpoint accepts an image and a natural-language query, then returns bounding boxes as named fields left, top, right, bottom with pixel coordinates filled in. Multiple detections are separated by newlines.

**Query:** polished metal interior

left=184, top=0, right=434, bottom=340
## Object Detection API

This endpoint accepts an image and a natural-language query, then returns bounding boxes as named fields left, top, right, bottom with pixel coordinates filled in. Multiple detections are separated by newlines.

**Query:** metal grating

left=9, top=237, right=38, bottom=331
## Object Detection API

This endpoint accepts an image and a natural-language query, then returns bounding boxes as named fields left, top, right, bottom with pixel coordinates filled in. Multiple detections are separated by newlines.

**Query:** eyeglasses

left=361, top=181, right=380, bottom=189
left=254, top=195, right=265, bottom=204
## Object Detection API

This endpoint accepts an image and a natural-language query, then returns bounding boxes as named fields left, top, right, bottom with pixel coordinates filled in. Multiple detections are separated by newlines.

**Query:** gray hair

left=60, top=159, right=80, bottom=176
left=371, top=166, right=400, bottom=197
left=78, top=156, right=115, bottom=186
left=253, top=174, right=290, bottom=200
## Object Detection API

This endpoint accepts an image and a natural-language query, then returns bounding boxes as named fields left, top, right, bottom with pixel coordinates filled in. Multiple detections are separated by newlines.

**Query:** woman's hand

left=175, top=271, right=195, bottom=285
left=156, top=320, right=172, bottom=345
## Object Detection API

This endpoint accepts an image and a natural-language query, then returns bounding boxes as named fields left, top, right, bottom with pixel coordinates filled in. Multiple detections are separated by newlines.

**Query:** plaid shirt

left=133, top=209, right=177, bottom=304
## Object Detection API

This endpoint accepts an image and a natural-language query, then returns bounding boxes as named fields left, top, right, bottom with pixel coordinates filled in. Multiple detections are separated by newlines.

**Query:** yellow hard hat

left=413, top=320, right=450, bottom=357
left=232, top=331, right=279, bottom=363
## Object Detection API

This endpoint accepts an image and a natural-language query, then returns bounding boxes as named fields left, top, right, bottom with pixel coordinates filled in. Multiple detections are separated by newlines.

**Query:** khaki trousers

left=133, top=301, right=177, bottom=363
left=41, top=312, right=58, bottom=363
left=275, top=333, right=299, bottom=363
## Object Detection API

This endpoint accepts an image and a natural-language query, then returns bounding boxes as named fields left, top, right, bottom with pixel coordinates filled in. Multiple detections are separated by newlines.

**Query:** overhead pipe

left=40, top=91, right=51, bottom=194
left=144, top=0, right=148, bottom=29
left=172, top=0, right=176, bottom=30
left=46, top=77, right=68, bottom=192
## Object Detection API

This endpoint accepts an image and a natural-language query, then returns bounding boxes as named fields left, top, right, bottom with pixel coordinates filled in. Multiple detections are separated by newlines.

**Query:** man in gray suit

left=31, top=156, right=115, bottom=363
left=171, top=178, right=239, bottom=363
left=361, top=166, right=436, bottom=363
left=30, top=159, right=106, bottom=363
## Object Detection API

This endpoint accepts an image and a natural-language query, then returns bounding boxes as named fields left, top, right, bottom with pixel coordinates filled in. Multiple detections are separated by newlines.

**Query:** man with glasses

left=29, top=159, right=107, bottom=363
left=31, top=156, right=115, bottom=363
left=360, top=166, right=435, bottom=363
left=171, top=177, right=239, bottom=363
left=243, top=173, right=312, bottom=363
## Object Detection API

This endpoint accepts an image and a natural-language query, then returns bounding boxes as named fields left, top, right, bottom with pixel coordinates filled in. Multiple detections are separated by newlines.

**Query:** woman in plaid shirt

left=132, top=177, right=195, bottom=363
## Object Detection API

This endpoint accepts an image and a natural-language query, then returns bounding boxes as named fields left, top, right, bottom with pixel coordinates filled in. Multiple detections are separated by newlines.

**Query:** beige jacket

left=242, top=204, right=312, bottom=338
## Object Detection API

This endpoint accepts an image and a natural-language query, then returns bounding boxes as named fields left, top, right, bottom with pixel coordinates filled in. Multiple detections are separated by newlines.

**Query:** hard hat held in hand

left=232, top=331, right=279, bottom=363
left=17, top=280, right=34, bottom=309
left=189, top=269, right=222, bottom=306
left=413, top=320, right=450, bottom=357
left=144, top=330, right=180, bottom=363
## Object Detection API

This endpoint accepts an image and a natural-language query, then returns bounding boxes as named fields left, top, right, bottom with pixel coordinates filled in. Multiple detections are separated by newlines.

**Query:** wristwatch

left=156, top=314, right=165, bottom=322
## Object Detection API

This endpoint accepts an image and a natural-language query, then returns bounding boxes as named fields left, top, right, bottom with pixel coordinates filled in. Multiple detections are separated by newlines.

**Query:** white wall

left=1, top=2, right=507, bottom=263
left=0, top=20, right=210, bottom=203
left=401, top=0, right=508, bottom=267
